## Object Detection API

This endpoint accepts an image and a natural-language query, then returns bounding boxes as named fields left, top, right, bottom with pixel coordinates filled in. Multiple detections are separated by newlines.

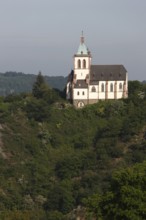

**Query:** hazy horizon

left=0, top=0, right=146, bottom=80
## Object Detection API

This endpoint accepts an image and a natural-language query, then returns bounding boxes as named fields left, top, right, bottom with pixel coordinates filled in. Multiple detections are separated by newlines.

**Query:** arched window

left=78, top=101, right=84, bottom=108
left=119, top=83, right=122, bottom=90
left=91, top=86, right=96, bottom=92
left=78, top=59, right=81, bottom=68
left=83, top=59, right=86, bottom=68
left=101, top=83, right=104, bottom=92
left=82, top=91, right=85, bottom=95
left=77, top=91, right=80, bottom=95
left=110, top=83, right=113, bottom=92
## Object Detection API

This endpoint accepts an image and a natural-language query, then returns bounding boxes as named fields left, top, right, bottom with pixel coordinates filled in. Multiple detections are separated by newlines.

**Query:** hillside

left=0, top=79, right=146, bottom=219
left=0, top=71, right=68, bottom=96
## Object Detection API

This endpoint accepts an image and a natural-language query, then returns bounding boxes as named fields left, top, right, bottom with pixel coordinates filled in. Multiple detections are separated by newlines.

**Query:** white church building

left=66, top=34, right=128, bottom=108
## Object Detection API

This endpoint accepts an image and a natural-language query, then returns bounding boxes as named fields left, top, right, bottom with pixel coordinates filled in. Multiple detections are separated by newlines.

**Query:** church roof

left=77, top=43, right=89, bottom=55
left=90, top=65, right=127, bottom=81
left=74, top=80, right=88, bottom=88
left=77, top=33, right=89, bottom=55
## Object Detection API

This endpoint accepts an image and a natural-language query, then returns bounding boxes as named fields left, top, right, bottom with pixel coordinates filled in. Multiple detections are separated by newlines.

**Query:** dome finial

left=81, top=31, right=84, bottom=44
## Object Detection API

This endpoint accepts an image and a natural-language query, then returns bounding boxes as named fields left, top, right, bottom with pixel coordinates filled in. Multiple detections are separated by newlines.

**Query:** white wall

left=89, top=85, right=99, bottom=99
left=73, top=88, right=88, bottom=100
left=98, top=80, right=126, bottom=100
left=72, top=78, right=128, bottom=102
left=74, top=69, right=89, bottom=80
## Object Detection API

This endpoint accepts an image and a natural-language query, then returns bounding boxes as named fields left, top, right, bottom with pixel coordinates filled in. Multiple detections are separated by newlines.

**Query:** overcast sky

left=0, top=0, right=146, bottom=80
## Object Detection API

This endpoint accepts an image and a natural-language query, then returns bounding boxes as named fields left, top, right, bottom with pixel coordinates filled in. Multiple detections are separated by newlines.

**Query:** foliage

left=32, top=72, right=47, bottom=98
left=84, top=161, right=146, bottom=220
left=0, top=80, right=146, bottom=218
left=0, top=71, right=67, bottom=96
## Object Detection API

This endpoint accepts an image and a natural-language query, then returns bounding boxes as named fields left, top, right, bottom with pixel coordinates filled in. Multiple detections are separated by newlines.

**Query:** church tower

left=74, top=32, right=91, bottom=81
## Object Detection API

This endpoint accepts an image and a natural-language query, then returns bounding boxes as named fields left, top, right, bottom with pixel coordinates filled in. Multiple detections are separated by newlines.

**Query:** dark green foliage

left=32, top=72, right=62, bottom=104
left=126, top=141, right=146, bottom=163
left=32, top=72, right=47, bottom=99
left=24, top=97, right=50, bottom=122
left=55, top=155, right=83, bottom=179
left=103, top=162, right=146, bottom=220
left=84, top=161, right=146, bottom=220
left=0, top=80, right=146, bottom=218
left=46, top=211, right=64, bottom=220
left=44, top=180, right=75, bottom=214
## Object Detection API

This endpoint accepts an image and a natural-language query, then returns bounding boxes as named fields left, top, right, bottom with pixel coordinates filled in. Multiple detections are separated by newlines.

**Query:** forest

left=0, top=73, right=146, bottom=219
left=0, top=71, right=67, bottom=95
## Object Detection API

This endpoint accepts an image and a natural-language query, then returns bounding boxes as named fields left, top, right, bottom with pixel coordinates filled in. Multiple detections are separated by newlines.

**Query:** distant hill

left=0, top=71, right=68, bottom=96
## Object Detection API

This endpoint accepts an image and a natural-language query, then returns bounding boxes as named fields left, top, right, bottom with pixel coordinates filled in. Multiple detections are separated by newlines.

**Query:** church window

left=83, top=59, right=86, bottom=68
left=110, top=83, right=113, bottom=92
left=82, top=91, right=85, bottom=95
left=78, top=59, right=81, bottom=68
left=77, top=91, right=80, bottom=95
left=101, top=83, right=104, bottom=92
left=91, top=86, right=96, bottom=92
left=119, top=83, right=122, bottom=90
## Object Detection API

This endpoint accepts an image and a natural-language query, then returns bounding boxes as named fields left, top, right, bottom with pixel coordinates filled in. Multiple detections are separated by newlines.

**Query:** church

left=66, top=34, right=128, bottom=108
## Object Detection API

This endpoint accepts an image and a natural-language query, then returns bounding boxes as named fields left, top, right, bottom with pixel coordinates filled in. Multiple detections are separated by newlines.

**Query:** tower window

left=101, top=83, right=104, bottom=92
left=83, top=59, right=86, bottom=68
left=77, top=91, right=80, bottom=95
left=82, top=91, right=85, bottom=95
left=78, top=59, right=81, bottom=68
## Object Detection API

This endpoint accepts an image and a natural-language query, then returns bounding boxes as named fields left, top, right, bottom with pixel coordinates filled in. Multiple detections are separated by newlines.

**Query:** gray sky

left=0, top=0, right=146, bottom=80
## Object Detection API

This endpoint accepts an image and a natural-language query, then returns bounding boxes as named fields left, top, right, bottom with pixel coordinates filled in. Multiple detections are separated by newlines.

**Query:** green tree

left=85, top=161, right=146, bottom=220
left=128, top=81, right=143, bottom=97
left=44, top=180, right=75, bottom=214
left=102, top=162, right=146, bottom=219
left=32, top=72, right=49, bottom=99
left=25, top=97, right=50, bottom=121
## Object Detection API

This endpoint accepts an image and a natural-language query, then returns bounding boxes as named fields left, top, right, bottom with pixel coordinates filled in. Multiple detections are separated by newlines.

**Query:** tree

left=32, top=72, right=60, bottom=103
left=44, top=180, right=75, bottom=214
left=32, top=72, right=49, bottom=99
left=84, top=161, right=146, bottom=220
left=128, top=81, right=143, bottom=97
left=102, top=162, right=146, bottom=220
left=25, top=98, right=50, bottom=121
